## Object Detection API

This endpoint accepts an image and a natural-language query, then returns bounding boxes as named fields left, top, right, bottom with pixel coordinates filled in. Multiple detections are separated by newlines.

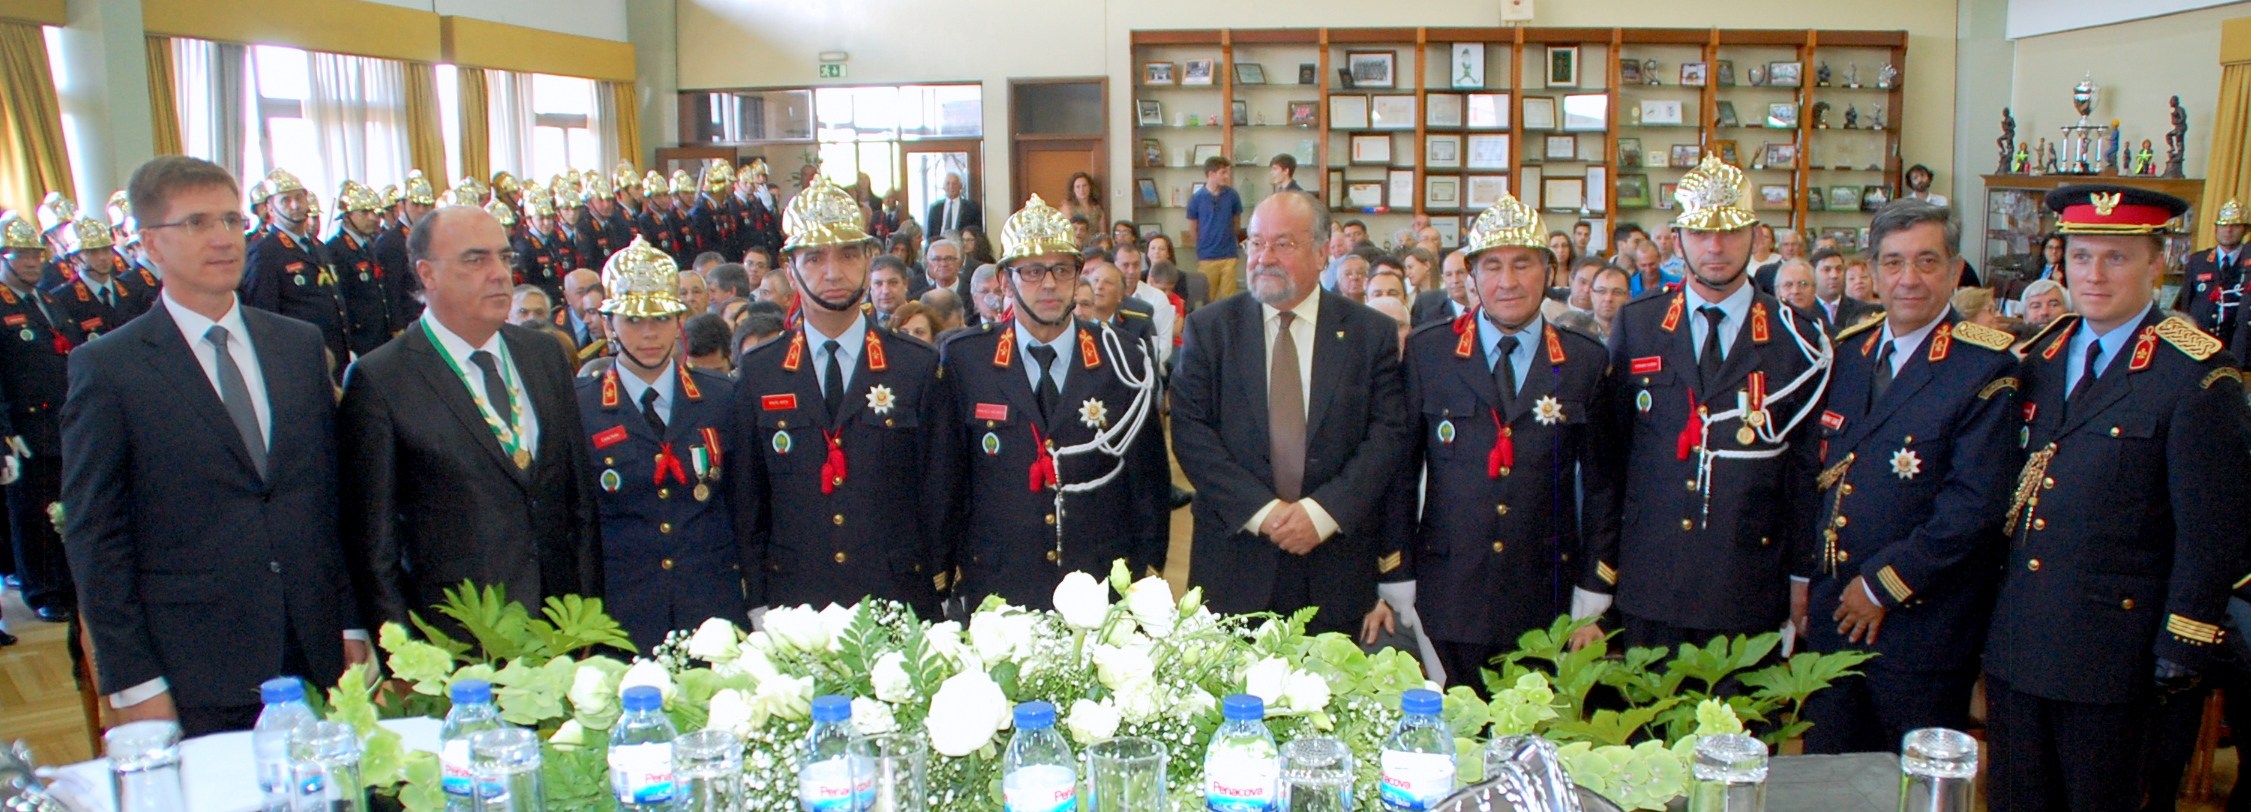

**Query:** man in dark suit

left=1807, top=247, right=1880, bottom=336
left=1411, top=249, right=1475, bottom=327
left=1389, top=195, right=1617, bottom=690
left=1985, top=185, right=2251, bottom=812
left=1800, top=200, right=2021, bottom=754
left=241, top=170, right=350, bottom=377
left=925, top=173, right=982, bottom=239
left=937, top=197, right=1168, bottom=609
left=2183, top=197, right=2250, bottom=341
left=732, top=178, right=952, bottom=619
left=64, top=156, right=363, bottom=735
left=1575, top=157, right=1830, bottom=652
left=1171, top=190, right=1413, bottom=636
left=341, top=205, right=602, bottom=629
left=0, top=214, right=76, bottom=625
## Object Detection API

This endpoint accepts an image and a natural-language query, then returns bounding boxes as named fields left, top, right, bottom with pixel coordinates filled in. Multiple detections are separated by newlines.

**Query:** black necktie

left=1027, top=345, right=1060, bottom=423
left=639, top=386, right=666, bottom=437
left=468, top=350, right=515, bottom=429
left=2072, top=342, right=2105, bottom=399
left=98, top=286, right=113, bottom=308
left=822, top=339, right=844, bottom=418
left=1493, top=335, right=1520, bottom=413
left=1871, top=338, right=1896, bottom=404
left=1697, top=306, right=1726, bottom=385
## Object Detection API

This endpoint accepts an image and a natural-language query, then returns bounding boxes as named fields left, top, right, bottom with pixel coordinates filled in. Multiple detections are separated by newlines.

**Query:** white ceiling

left=2007, top=0, right=2246, bottom=39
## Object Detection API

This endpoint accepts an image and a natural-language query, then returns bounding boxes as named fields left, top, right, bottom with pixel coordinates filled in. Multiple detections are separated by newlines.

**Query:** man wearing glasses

left=934, top=196, right=1168, bottom=610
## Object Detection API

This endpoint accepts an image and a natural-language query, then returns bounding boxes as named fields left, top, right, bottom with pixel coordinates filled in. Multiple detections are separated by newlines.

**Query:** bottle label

left=1003, top=765, right=1078, bottom=812
left=1204, top=752, right=1279, bottom=812
left=609, top=742, right=677, bottom=804
left=797, top=757, right=873, bottom=812
left=1379, top=751, right=1456, bottom=811
left=442, top=739, right=474, bottom=797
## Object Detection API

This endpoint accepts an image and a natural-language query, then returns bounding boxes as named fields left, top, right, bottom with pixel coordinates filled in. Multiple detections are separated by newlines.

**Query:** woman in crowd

left=1145, top=233, right=1177, bottom=267
left=958, top=225, right=997, bottom=266
left=1059, top=173, right=1106, bottom=235
left=1548, top=231, right=1577, bottom=271
left=1400, top=246, right=1440, bottom=295
left=889, top=300, right=940, bottom=344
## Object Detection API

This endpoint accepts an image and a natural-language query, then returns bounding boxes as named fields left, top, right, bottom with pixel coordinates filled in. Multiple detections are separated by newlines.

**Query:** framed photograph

left=1822, top=227, right=1863, bottom=249
left=1431, top=216, right=1460, bottom=246
left=1715, top=140, right=1740, bottom=166
left=1136, top=100, right=1163, bottom=126
left=1670, top=144, right=1702, bottom=168
left=1715, top=100, right=1740, bottom=128
left=1766, top=61, right=1803, bottom=88
left=1658, top=182, right=1679, bottom=210
left=1451, top=43, right=1485, bottom=89
left=1347, top=51, right=1396, bottom=89
left=1143, top=62, right=1176, bottom=86
left=1806, top=189, right=1825, bottom=211
left=1235, top=62, right=1266, bottom=85
left=1231, top=100, right=1248, bottom=126
left=1766, top=103, right=1799, bottom=129
left=1183, top=58, right=1216, bottom=86
left=1763, top=142, right=1798, bottom=168
left=1427, top=94, right=1464, bottom=128
left=1388, top=169, right=1415, bottom=209
left=1522, top=96, right=1557, bottom=130
left=1546, top=45, right=1580, bottom=87
left=1466, top=175, right=1510, bottom=209
left=1192, top=143, right=1223, bottom=165
left=1829, top=185, right=1861, bottom=211
left=1287, top=101, right=1318, bottom=126
left=1545, top=134, right=1578, bottom=161
left=1426, top=135, right=1463, bottom=169
left=1715, top=60, right=1736, bottom=87
left=1619, top=59, right=1644, bottom=85
left=1617, top=173, right=1651, bottom=208
left=1757, top=184, right=1790, bottom=209
left=1137, top=223, right=1161, bottom=239
left=1680, top=62, right=1709, bottom=87
left=1299, top=63, right=1319, bottom=84
left=1427, top=175, right=1462, bottom=208
left=1135, top=178, right=1159, bottom=208
left=1346, top=181, right=1385, bottom=209
left=1618, top=137, right=1644, bottom=168
left=1466, top=93, right=1510, bottom=129
left=1639, top=100, right=1684, bottom=126
left=1861, top=185, right=1891, bottom=211
left=1350, top=134, right=1393, bottom=165
left=1561, top=94, right=1608, bottom=132
left=1140, top=139, right=1164, bottom=168
left=1327, top=170, right=1345, bottom=207
left=1371, top=95, right=1417, bottom=130
left=1545, top=177, right=1585, bottom=212
left=1329, top=95, right=1370, bottom=130
left=1519, top=166, right=1543, bottom=209
left=1466, top=134, right=1510, bottom=169
left=1585, top=166, right=1607, bottom=212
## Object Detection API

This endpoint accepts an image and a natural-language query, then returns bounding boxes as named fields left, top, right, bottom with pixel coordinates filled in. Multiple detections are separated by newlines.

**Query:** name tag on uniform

left=286, top=262, right=306, bottom=272
left=975, top=403, right=1010, bottom=421
left=2, top=315, right=24, bottom=326
left=2022, top=403, right=2037, bottom=422
left=592, top=425, right=628, bottom=449
left=1630, top=356, right=1663, bottom=374
left=1820, top=411, right=1844, bottom=430
left=762, top=393, right=798, bottom=411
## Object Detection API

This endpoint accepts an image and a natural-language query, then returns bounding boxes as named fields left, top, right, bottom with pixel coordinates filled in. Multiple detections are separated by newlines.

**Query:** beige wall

left=680, top=0, right=1958, bottom=230
left=2007, top=2, right=2249, bottom=183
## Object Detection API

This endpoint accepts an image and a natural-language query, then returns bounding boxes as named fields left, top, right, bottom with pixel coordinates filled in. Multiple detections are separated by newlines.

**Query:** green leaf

left=435, top=581, right=537, bottom=662
left=397, top=752, right=445, bottom=812
left=406, top=612, right=471, bottom=660
left=540, top=595, right=636, bottom=657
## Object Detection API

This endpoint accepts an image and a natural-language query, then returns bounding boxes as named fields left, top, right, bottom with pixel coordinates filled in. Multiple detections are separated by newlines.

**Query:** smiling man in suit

left=64, top=156, right=363, bottom=735
left=341, top=205, right=602, bottom=630
left=1171, top=190, right=1412, bottom=635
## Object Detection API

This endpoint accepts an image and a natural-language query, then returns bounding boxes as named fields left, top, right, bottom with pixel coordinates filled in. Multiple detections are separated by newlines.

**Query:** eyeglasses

left=1876, top=255, right=1949, bottom=274
left=141, top=212, right=250, bottom=236
left=1245, top=237, right=1307, bottom=255
left=1011, top=263, right=1076, bottom=282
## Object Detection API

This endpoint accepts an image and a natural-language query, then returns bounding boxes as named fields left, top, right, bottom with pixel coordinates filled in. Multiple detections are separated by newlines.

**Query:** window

left=529, top=73, right=600, bottom=178
left=248, top=45, right=316, bottom=188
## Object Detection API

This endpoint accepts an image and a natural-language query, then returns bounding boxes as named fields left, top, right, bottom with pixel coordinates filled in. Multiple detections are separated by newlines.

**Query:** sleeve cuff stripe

left=1377, top=552, right=1403, bottom=573
left=2169, top=614, right=2223, bottom=644
left=1877, top=566, right=1913, bottom=602
left=1596, top=561, right=1618, bottom=585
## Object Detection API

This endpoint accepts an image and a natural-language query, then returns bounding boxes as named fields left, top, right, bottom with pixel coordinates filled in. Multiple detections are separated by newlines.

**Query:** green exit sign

left=818, top=62, right=847, bottom=79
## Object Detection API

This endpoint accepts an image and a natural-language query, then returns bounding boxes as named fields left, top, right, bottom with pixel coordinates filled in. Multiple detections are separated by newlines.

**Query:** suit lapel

left=1450, top=327, right=1500, bottom=414
left=1305, top=292, right=1347, bottom=438
left=1239, top=297, right=1272, bottom=458
left=2057, top=310, right=2160, bottom=437
left=241, top=310, right=294, bottom=467
left=1052, top=325, right=1103, bottom=433
left=989, top=322, right=1045, bottom=432
left=409, top=324, right=529, bottom=489
left=139, top=307, right=259, bottom=477
left=831, top=317, right=882, bottom=427
left=1508, top=327, right=1559, bottom=426
left=1841, top=317, right=1945, bottom=450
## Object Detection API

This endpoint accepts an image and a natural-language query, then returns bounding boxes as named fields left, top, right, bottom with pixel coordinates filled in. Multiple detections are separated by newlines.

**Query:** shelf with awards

left=1129, top=27, right=1908, bottom=249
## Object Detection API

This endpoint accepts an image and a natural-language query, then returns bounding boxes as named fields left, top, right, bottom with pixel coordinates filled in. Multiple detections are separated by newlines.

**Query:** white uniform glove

left=6, top=435, right=28, bottom=460
left=748, top=606, right=770, bottom=632
left=1376, top=581, right=1446, bottom=686
left=0, top=454, right=19, bottom=486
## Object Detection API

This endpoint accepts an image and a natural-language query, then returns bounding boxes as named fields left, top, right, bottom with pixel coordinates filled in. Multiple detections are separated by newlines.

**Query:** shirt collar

left=1260, top=289, right=1321, bottom=330
left=2073, top=302, right=2156, bottom=361
left=1879, top=313, right=1946, bottom=360
left=806, top=313, right=871, bottom=355
left=1689, top=279, right=1757, bottom=326
left=162, top=291, right=251, bottom=347
left=1478, top=312, right=1546, bottom=367
left=615, top=361, right=676, bottom=411
left=1014, top=318, right=1072, bottom=355
left=424, top=314, right=505, bottom=359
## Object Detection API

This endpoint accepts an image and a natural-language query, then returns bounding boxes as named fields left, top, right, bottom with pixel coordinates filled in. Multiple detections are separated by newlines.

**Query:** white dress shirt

left=424, top=317, right=542, bottom=458
left=807, top=316, right=869, bottom=396
left=1130, top=281, right=1177, bottom=366
left=616, top=361, right=676, bottom=426
left=1244, top=293, right=1339, bottom=540
left=2065, top=303, right=2152, bottom=396
left=1014, top=320, right=1072, bottom=393
left=1686, top=280, right=1757, bottom=363
left=1876, top=315, right=1946, bottom=379
left=1478, top=313, right=1546, bottom=393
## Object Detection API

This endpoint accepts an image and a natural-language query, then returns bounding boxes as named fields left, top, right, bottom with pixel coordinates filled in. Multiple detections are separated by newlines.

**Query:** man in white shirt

left=1113, top=242, right=1176, bottom=367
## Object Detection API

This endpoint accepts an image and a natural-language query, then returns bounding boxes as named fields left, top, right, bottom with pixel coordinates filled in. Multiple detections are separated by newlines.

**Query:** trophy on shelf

left=1748, top=65, right=1767, bottom=86
left=1645, top=59, right=1662, bottom=86
left=1843, top=105, right=1860, bottom=129
left=1816, top=62, right=1833, bottom=87
left=1877, top=63, right=1899, bottom=90
left=1811, top=101, right=1832, bottom=129
left=2164, top=95, right=2188, bottom=178
left=1869, top=103, right=1885, bottom=131
left=1845, top=64, right=1861, bottom=89
left=2058, top=75, right=2115, bottom=175
left=1997, top=107, right=2017, bottom=174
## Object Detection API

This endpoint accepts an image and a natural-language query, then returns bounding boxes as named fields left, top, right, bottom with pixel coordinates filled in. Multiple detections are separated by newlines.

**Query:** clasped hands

left=1259, top=500, right=1323, bottom=554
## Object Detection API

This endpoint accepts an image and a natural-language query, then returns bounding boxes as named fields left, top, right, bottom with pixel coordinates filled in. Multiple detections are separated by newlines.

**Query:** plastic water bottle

left=610, top=686, right=680, bottom=811
left=1001, top=701, right=1076, bottom=812
left=441, top=680, right=505, bottom=812
left=797, top=695, right=871, bottom=812
left=252, top=677, right=319, bottom=812
left=1205, top=694, right=1280, bottom=812
left=1379, top=690, right=1456, bottom=812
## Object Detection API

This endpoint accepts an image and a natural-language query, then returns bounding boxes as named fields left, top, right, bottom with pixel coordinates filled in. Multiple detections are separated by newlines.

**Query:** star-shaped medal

left=1079, top=398, right=1109, bottom=429
left=866, top=384, right=897, bottom=415
left=1891, top=448, right=1922, bottom=480
left=1534, top=395, right=1565, bottom=425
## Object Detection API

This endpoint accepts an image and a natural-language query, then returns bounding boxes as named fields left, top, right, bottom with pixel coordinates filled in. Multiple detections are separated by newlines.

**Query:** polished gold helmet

left=337, top=181, right=385, bottom=214
left=1672, top=155, right=1758, bottom=232
left=613, top=161, right=640, bottom=191
left=704, top=162, right=735, bottom=193
left=2217, top=198, right=2248, bottom=227
left=452, top=176, right=491, bottom=206
left=642, top=170, right=670, bottom=197
left=59, top=217, right=114, bottom=255
left=525, top=186, right=557, bottom=218
left=245, top=180, right=276, bottom=209
left=0, top=214, right=40, bottom=251
left=305, top=191, right=323, bottom=223
left=491, top=171, right=520, bottom=197
left=106, top=190, right=130, bottom=228
left=403, top=170, right=438, bottom=206
left=553, top=177, right=585, bottom=209
left=599, top=235, right=688, bottom=317
left=1461, top=192, right=1548, bottom=261
left=37, top=193, right=77, bottom=234
left=484, top=199, right=517, bottom=228
left=997, top=194, right=1076, bottom=266
left=669, top=169, right=695, bottom=196
left=585, top=172, right=616, bottom=200
left=381, top=184, right=404, bottom=208
left=744, top=158, right=770, bottom=177
left=781, top=177, right=873, bottom=253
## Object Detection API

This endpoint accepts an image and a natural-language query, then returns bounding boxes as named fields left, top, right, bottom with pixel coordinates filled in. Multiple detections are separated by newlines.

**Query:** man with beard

left=326, top=182, right=397, bottom=357
left=935, top=195, right=1167, bottom=609
left=576, top=236, right=742, bottom=651
left=50, top=216, right=156, bottom=338
left=242, top=170, right=350, bottom=376
left=1573, top=156, right=1832, bottom=653
left=1171, top=191, right=1413, bottom=635
left=731, top=178, right=952, bottom=620
left=373, top=171, right=437, bottom=327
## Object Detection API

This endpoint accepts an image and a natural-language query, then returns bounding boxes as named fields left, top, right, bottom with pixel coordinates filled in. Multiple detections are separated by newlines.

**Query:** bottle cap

left=1222, top=693, right=1265, bottom=721
left=1014, top=700, right=1057, bottom=729
left=1401, top=688, right=1443, bottom=715
left=811, top=694, right=853, bottom=723
left=621, top=685, right=664, bottom=711
left=260, top=677, right=304, bottom=704
left=450, top=679, right=492, bottom=704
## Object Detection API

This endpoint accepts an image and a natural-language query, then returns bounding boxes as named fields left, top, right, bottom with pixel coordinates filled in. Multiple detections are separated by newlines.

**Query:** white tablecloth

left=44, top=718, right=443, bottom=812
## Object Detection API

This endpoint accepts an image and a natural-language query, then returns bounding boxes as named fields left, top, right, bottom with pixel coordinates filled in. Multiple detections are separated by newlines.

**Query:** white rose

left=970, top=610, right=1037, bottom=664
left=851, top=697, right=897, bottom=736
left=925, top=669, right=1011, bottom=757
left=1180, top=688, right=1218, bottom=718
left=568, top=664, right=617, bottom=716
left=763, top=606, right=828, bottom=652
left=1112, top=682, right=1165, bottom=723
left=1091, top=644, right=1156, bottom=692
left=617, top=659, right=676, bottom=703
left=1052, top=571, right=1110, bottom=630
left=717, top=645, right=782, bottom=683
left=816, top=604, right=856, bottom=653
left=705, top=688, right=758, bottom=737
left=750, top=673, right=814, bottom=722
left=1065, top=699, right=1121, bottom=745
left=548, top=719, right=585, bottom=751
left=1125, top=576, right=1178, bottom=637
left=744, top=630, right=776, bottom=653
left=687, top=617, right=742, bottom=662
left=1282, top=669, right=1333, bottom=713
left=872, top=652, right=915, bottom=703
left=1244, top=657, right=1291, bottom=707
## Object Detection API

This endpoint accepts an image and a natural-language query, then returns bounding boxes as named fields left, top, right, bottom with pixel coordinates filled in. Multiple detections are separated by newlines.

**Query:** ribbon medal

left=1079, top=398, right=1109, bottom=429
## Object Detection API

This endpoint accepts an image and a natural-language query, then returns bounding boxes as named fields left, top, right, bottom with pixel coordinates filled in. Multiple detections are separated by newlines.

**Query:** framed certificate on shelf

left=1426, top=175, right=1461, bottom=209
left=1426, top=135, right=1463, bottom=170
left=1465, top=134, right=1510, bottom=170
left=1466, top=93, right=1510, bottom=129
left=1346, top=181, right=1385, bottom=209
left=1388, top=169, right=1415, bottom=209
left=1350, top=134, right=1393, bottom=165
left=1371, top=95, right=1418, bottom=130
left=1466, top=175, right=1509, bottom=209
left=1329, top=95, right=1370, bottom=130
left=1427, top=93, right=1464, bottom=128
